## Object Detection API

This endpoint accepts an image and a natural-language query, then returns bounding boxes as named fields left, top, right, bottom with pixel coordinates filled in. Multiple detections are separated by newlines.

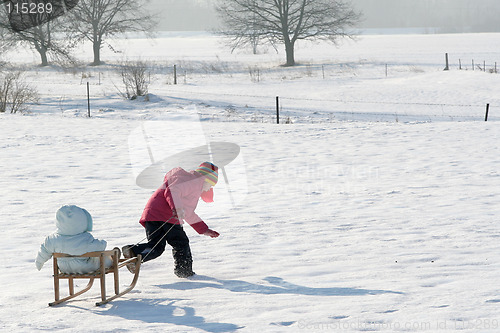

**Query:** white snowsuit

left=35, top=205, right=111, bottom=274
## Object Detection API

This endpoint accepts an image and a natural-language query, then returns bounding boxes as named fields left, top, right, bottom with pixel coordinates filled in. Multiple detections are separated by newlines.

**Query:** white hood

left=55, top=205, right=93, bottom=236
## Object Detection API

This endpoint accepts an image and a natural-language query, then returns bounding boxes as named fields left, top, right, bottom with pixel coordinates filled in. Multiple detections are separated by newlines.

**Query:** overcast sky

left=147, top=0, right=500, bottom=33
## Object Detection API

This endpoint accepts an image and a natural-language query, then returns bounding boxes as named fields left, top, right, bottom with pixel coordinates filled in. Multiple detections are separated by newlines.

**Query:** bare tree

left=216, top=0, right=361, bottom=66
left=0, top=2, right=76, bottom=66
left=68, top=0, right=157, bottom=66
left=9, top=22, right=75, bottom=66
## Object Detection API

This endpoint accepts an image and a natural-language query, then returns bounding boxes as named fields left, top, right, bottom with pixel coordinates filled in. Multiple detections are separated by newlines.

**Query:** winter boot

left=122, top=245, right=137, bottom=274
left=173, top=246, right=195, bottom=278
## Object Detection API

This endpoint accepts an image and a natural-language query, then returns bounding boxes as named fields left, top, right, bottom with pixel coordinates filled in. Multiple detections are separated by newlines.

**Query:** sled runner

left=49, top=248, right=141, bottom=306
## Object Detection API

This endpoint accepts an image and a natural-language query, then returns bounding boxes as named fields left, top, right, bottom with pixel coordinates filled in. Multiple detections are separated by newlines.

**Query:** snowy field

left=1, top=32, right=500, bottom=332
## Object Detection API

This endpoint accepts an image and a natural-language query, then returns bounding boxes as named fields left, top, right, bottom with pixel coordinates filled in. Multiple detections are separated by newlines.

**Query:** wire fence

left=16, top=58, right=500, bottom=123
left=27, top=85, right=498, bottom=123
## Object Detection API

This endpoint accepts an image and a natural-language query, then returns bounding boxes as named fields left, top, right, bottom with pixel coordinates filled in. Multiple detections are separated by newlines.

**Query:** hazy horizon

left=148, top=0, right=500, bottom=33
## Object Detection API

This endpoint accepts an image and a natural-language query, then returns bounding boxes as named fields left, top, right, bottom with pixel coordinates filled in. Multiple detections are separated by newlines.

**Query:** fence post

left=485, top=104, right=490, bottom=121
left=444, top=53, right=449, bottom=71
left=472, top=60, right=475, bottom=71
left=459, top=59, right=462, bottom=70
left=174, top=65, right=177, bottom=85
left=87, top=82, right=91, bottom=118
left=276, top=96, right=280, bottom=124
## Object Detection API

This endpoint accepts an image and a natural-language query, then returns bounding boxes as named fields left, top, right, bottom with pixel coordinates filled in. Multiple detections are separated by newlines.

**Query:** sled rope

left=125, top=215, right=177, bottom=263
left=141, top=222, right=177, bottom=262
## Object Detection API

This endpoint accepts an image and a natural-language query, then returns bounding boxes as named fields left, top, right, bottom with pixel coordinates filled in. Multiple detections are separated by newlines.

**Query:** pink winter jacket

left=139, top=167, right=209, bottom=234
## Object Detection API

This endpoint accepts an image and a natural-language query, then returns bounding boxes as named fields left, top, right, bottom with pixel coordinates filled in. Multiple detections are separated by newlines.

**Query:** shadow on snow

left=157, top=275, right=404, bottom=297
left=90, top=275, right=401, bottom=332
left=95, top=298, right=243, bottom=333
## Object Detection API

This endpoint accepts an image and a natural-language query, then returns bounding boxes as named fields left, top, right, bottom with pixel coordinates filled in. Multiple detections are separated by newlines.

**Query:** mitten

left=35, top=260, right=44, bottom=271
left=204, top=229, right=220, bottom=238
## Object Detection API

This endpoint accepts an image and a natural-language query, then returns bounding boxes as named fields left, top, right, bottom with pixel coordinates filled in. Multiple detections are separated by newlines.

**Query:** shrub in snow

left=118, top=61, right=149, bottom=100
left=0, top=72, right=39, bottom=113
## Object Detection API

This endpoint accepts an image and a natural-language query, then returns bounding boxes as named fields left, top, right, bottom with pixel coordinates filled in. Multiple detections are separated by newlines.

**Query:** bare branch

left=68, top=0, right=158, bottom=65
left=215, top=0, right=361, bottom=66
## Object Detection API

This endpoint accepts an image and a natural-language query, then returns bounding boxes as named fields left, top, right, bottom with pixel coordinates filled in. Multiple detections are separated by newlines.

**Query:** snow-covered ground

left=1, top=32, right=500, bottom=332
left=7, top=31, right=500, bottom=123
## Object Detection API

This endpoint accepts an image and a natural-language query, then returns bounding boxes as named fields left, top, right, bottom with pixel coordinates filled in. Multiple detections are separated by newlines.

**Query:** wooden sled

left=49, top=248, right=142, bottom=306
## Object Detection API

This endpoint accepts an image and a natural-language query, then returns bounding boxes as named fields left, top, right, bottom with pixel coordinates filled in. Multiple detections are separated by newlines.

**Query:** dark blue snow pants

left=130, top=222, right=193, bottom=275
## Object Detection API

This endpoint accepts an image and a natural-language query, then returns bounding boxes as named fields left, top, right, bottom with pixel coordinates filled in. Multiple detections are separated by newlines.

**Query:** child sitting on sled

left=35, top=205, right=114, bottom=274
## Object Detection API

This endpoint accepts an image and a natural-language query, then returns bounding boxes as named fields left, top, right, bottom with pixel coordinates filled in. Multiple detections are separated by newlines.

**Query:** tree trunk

left=92, top=38, right=101, bottom=66
left=40, top=49, right=49, bottom=66
left=34, top=42, right=49, bottom=66
left=252, top=35, right=258, bottom=55
left=284, top=39, right=295, bottom=66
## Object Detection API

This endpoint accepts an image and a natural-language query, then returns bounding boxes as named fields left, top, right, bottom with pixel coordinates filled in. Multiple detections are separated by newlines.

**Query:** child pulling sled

left=123, top=162, right=220, bottom=278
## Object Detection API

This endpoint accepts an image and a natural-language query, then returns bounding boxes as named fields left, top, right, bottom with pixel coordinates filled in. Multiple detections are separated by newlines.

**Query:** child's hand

left=204, top=229, right=220, bottom=238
